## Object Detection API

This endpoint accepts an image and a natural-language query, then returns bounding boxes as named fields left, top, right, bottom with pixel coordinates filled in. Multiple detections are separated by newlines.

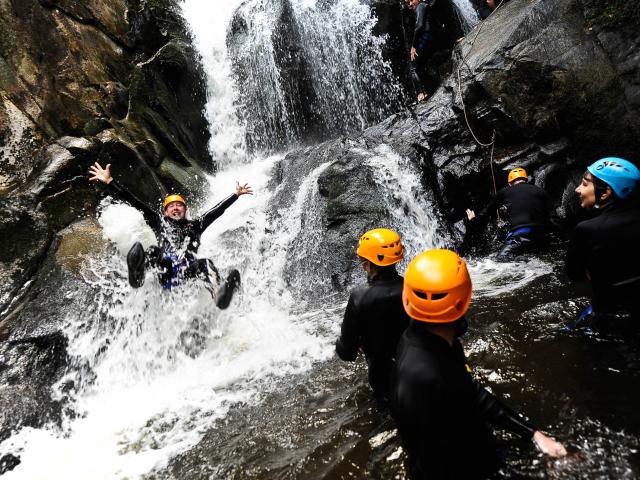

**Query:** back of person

left=353, top=273, right=409, bottom=360
left=393, top=327, right=498, bottom=479
left=500, top=182, right=552, bottom=229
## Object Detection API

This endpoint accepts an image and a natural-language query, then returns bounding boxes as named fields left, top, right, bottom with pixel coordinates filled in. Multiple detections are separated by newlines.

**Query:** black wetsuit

left=336, top=269, right=410, bottom=402
left=472, top=182, right=557, bottom=259
left=108, top=181, right=239, bottom=307
left=566, top=202, right=640, bottom=328
left=392, top=321, right=536, bottom=480
left=410, top=1, right=437, bottom=96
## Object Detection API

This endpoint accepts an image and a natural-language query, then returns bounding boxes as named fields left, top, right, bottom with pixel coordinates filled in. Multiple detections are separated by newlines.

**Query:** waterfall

left=0, top=1, right=444, bottom=478
left=229, top=0, right=402, bottom=152
left=452, top=0, right=481, bottom=34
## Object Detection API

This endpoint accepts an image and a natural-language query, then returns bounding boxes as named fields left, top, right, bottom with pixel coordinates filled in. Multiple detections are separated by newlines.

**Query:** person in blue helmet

left=567, top=157, right=640, bottom=332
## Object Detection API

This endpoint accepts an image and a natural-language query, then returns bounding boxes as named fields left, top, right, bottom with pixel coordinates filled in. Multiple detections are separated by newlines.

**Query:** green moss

left=582, top=0, right=640, bottom=29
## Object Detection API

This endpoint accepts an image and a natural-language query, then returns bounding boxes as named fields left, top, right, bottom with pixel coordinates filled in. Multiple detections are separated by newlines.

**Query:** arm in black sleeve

left=335, top=293, right=362, bottom=361
left=109, top=180, right=161, bottom=231
left=566, top=225, right=589, bottom=281
left=198, top=194, right=239, bottom=232
left=412, top=3, right=427, bottom=48
left=473, top=380, right=536, bottom=439
left=470, top=189, right=503, bottom=230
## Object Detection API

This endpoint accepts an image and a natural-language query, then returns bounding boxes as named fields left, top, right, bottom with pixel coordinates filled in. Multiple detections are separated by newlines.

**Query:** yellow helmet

left=403, top=249, right=472, bottom=323
left=163, top=194, right=186, bottom=210
left=507, top=167, right=528, bottom=184
left=356, top=228, right=404, bottom=267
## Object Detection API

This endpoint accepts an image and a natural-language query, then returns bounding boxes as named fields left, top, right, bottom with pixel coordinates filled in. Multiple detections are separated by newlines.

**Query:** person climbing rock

left=567, top=157, right=640, bottom=332
left=392, top=249, right=567, bottom=480
left=465, top=167, right=559, bottom=260
left=407, top=0, right=436, bottom=102
left=88, top=162, right=252, bottom=309
left=335, top=228, right=410, bottom=407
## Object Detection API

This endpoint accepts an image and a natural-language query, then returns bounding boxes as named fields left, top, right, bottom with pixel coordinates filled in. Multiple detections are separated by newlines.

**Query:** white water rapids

left=0, top=1, right=549, bottom=478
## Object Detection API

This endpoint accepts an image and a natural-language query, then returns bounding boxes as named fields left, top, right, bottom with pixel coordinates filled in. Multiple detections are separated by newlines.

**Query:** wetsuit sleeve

left=197, top=194, right=239, bottom=232
left=336, top=293, right=361, bottom=361
left=473, top=380, right=536, bottom=439
left=108, top=180, right=161, bottom=231
left=412, top=3, right=428, bottom=48
left=471, top=189, right=503, bottom=229
left=566, top=224, right=589, bottom=281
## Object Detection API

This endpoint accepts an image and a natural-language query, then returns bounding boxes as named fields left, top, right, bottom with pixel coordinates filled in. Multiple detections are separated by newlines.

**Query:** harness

left=161, top=253, right=195, bottom=290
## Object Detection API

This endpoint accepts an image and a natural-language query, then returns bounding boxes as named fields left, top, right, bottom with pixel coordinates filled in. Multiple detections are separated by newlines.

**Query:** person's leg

left=127, top=242, right=146, bottom=288
left=216, top=268, right=240, bottom=310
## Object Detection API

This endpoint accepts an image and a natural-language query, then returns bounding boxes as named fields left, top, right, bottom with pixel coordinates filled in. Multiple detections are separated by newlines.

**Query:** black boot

left=215, top=269, right=240, bottom=310
left=127, top=242, right=146, bottom=288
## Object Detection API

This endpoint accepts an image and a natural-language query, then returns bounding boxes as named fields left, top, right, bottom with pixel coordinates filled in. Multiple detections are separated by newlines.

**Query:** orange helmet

left=402, top=249, right=472, bottom=323
left=507, top=167, right=528, bottom=184
left=356, top=228, right=404, bottom=267
left=163, top=194, right=186, bottom=210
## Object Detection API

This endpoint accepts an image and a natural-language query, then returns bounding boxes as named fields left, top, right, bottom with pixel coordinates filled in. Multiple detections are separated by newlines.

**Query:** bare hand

left=410, top=47, right=418, bottom=62
left=88, top=162, right=113, bottom=184
left=466, top=209, right=476, bottom=221
left=487, top=0, right=497, bottom=10
left=236, top=181, right=253, bottom=196
left=533, top=431, right=567, bottom=458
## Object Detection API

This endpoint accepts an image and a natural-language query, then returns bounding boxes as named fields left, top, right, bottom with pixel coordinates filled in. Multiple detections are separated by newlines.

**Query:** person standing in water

left=466, top=167, right=559, bottom=260
left=89, top=162, right=252, bottom=309
left=336, top=228, right=410, bottom=406
left=568, top=157, right=640, bottom=332
left=392, top=249, right=567, bottom=479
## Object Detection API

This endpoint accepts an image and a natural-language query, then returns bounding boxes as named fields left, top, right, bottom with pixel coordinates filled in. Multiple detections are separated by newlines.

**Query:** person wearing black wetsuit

left=466, top=167, right=558, bottom=259
left=89, top=162, right=252, bottom=309
left=336, top=229, right=410, bottom=405
left=567, top=157, right=640, bottom=332
left=393, top=249, right=567, bottom=479
left=407, top=0, right=437, bottom=101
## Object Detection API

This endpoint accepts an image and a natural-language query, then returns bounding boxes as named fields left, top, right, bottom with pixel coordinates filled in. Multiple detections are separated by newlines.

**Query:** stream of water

left=1, top=0, right=639, bottom=479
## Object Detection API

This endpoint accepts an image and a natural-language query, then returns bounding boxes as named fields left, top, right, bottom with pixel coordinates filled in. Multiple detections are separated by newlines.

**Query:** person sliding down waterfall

left=465, top=167, right=560, bottom=260
left=88, top=162, right=252, bottom=309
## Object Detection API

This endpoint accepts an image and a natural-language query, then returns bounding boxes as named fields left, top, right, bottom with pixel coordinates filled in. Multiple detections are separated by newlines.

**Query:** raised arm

left=89, top=162, right=160, bottom=229
left=198, top=181, right=253, bottom=231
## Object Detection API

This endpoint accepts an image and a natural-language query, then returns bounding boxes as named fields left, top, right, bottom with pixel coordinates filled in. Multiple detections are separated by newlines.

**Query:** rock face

left=277, top=0, right=640, bottom=266
left=0, top=0, right=212, bottom=453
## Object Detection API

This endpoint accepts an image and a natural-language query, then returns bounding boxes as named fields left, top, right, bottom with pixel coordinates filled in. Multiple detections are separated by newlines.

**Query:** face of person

left=575, top=172, right=597, bottom=209
left=407, top=0, right=420, bottom=9
left=164, top=201, right=186, bottom=220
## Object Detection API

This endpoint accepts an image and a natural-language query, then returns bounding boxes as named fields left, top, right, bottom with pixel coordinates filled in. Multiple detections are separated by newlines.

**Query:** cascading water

left=452, top=0, right=481, bottom=34
left=228, top=0, right=402, bottom=151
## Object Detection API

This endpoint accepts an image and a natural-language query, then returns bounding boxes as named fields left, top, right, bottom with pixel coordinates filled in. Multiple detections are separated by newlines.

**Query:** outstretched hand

left=533, top=431, right=567, bottom=458
left=466, top=209, right=476, bottom=221
left=236, top=181, right=253, bottom=197
left=89, top=162, right=113, bottom=184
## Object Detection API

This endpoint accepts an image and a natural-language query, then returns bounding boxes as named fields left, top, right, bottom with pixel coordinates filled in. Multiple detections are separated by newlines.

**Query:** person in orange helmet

left=465, top=167, right=559, bottom=260
left=336, top=228, right=410, bottom=406
left=391, top=249, right=567, bottom=479
left=89, top=162, right=252, bottom=308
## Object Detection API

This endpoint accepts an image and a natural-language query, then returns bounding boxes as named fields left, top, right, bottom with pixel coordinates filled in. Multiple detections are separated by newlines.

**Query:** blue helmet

left=587, top=157, right=640, bottom=200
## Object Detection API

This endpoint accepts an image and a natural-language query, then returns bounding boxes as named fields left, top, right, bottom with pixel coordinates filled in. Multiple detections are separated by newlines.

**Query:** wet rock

left=0, top=453, right=21, bottom=474
left=0, top=196, right=51, bottom=315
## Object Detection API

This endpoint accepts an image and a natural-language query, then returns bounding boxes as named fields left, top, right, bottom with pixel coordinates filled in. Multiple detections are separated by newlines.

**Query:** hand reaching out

left=533, top=431, right=567, bottom=458
left=236, top=181, right=253, bottom=197
left=89, top=163, right=113, bottom=184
